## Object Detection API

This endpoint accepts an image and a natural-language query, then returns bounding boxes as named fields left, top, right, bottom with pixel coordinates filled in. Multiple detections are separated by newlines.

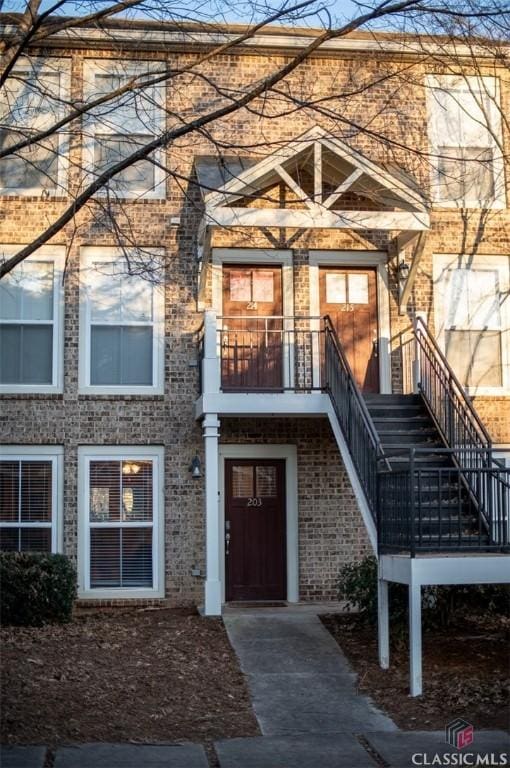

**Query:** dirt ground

left=1, top=607, right=259, bottom=746
left=322, top=613, right=510, bottom=732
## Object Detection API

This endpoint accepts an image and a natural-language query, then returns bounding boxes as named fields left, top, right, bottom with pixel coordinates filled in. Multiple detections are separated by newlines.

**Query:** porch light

left=398, top=260, right=410, bottom=280
left=190, top=455, right=202, bottom=478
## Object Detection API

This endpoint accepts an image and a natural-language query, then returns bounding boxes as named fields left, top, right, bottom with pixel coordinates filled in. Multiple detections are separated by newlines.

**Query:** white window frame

left=426, top=74, right=505, bottom=209
left=0, top=57, right=71, bottom=197
left=0, top=245, right=65, bottom=394
left=78, top=445, right=164, bottom=599
left=433, top=253, right=510, bottom=395
left=79, top=246, right=165, bottom=395
left=0, top=445, right=64, bottom=553
left=82, top=59, right=166, bottom=200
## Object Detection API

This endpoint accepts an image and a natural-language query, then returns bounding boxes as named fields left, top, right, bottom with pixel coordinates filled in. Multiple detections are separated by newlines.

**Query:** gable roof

left=203, top=125, right=428, bottom=215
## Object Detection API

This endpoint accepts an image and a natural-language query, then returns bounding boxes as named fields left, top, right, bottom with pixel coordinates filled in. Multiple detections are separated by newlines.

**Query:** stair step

left=380, top=434, right=441, bottom=447
left=367, top=405, right=427, bottom=418
left=364, top=394, right=422, bottom=405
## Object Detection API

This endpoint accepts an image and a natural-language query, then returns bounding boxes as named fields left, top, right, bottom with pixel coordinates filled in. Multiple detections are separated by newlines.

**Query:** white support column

left=204, top=413, right=222, bottom=616
left=409, top=581, right=422, bottom=696
left=377, top=574, right=390, bottom=669
left=202, top=309, right=221, bottom=395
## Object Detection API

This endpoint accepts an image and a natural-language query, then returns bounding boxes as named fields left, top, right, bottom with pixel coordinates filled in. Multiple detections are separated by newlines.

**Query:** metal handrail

left=414, top=316, right=492, bottom=450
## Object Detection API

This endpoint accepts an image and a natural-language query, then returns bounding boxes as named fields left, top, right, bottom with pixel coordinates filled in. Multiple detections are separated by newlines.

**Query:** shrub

left=0, top=552, right=77, bottom=626
left=338, top=555, right=510, bottom=633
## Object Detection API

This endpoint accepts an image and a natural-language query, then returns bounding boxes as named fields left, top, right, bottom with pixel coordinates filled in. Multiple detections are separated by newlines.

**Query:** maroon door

left=221, top=265, right=283, bottom=391
left=320, top=266, right=380, bottom=393
left=225, top=459, right=286, bottom=601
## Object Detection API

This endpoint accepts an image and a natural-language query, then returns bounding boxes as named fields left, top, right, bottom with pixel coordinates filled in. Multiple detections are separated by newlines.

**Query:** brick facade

left=1, top=26, right=508, bottom=605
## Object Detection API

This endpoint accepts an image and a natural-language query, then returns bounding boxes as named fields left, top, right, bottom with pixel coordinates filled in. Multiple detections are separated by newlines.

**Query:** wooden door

left=225, top=459, right=286, bottom=602
left=320, top=267, right=380, bottom=393
left=221, top=265, right=283, bottom=391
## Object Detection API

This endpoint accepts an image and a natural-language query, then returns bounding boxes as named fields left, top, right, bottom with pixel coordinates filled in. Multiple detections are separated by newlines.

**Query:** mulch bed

left=1, top=607, right=259, bottom=746
left=321, top=613, right=510, bottom=732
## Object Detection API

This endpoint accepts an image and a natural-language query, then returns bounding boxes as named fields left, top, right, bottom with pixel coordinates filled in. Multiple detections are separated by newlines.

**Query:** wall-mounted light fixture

left=189, top=455, right=202, bottom=478
left=398, top=260, right=410, bottom=281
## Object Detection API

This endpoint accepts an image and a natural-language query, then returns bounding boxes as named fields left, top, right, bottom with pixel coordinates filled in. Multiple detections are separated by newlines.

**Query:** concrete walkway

left=223, top=609, right=397, bottom=737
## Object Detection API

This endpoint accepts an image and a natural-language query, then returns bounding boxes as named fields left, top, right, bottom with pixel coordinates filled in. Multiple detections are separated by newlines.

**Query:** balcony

left=195, top=311, right=332, bottom=418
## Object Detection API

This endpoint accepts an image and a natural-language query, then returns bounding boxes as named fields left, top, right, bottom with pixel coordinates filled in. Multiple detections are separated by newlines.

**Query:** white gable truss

left=201, top=126, right=430, bottom=235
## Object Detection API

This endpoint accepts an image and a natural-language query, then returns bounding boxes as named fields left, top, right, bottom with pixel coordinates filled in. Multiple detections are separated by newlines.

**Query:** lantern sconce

left=189, top=455, right=202, bottom=479
left=398, top=260, right=410, bottom=281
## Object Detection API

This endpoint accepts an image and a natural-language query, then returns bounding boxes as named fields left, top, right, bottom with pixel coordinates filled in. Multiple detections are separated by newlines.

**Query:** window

left=0, top=59, right=70, bottom=195
left=82, top=60, right=166, bottom=199
left=434, top=254, right=510, bottom=393
left=0, top=447, right=63, bottom=553
left=78, top=446, right=164, bottom=598
left=0, top=246, right=65, bottom=393
left=79, top=247, right=164, bottom=394
left=426, top=75, right=505, bottom=208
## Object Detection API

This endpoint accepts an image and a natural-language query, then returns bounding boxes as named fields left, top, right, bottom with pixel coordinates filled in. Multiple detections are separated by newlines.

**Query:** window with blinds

left=88, top=458, right=155, bottom=590
left=0, top=61, right=69, bottom=195
left=82, top=60, right=166, bottom=199
left=0, top=459, right=54, bottom=552
left=426, top=75, right=504, bottom=208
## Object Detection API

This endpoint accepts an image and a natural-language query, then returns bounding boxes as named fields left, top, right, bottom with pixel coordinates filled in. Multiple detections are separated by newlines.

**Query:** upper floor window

left=0, top=59, right=70, bottom=196
left=82, top=60, right=166, bottom=200
left=426, top=75, right=505, bottom=209
left=433, top=253, right=510, bottom=394
left=0, top=246, right=65, bottom=393
left=0, top=447, right=63, bottom=554
left=79, top=247, right=164, bottom=394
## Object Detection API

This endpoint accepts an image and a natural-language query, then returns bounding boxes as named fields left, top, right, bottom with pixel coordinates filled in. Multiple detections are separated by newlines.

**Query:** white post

left=202, top=309, right=221, bottom=395
left=377, top=575, right=390, bottom=669
left=409, top=581, right=422, bottom=696
left=204, top=413, right=222, bottom=616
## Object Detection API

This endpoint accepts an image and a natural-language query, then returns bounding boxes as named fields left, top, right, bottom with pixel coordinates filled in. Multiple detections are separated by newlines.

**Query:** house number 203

left=247, top=497, right=263, bottom=507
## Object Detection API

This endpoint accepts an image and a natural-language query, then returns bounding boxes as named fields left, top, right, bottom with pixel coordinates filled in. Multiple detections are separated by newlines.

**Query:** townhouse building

left=0, top=21, right=509, bottom=691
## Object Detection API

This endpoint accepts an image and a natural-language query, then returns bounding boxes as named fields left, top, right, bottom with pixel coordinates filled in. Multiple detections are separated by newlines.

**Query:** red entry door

left=320, top=267, right=380, bottom=393
left=221, top=265, right=283, bottom=391
left=225, top=459, right=286, bottom=602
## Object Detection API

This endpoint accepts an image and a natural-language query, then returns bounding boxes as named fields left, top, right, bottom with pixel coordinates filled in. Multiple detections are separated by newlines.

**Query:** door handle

left=372, top=331, right=379, bottom=358
left=225, top=532, right=231, bottom=556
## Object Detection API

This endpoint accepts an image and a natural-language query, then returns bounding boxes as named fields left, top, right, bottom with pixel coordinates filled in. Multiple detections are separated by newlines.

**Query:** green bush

left=0, top=552, right=77, bottom=626
left=338, top=555, right=510, bottom=632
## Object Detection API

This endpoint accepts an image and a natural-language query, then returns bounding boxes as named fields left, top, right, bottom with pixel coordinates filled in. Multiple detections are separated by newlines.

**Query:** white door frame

left=218, top=443, right=299, bottom=603
left=211, top=248, right=295, bottom=389
left=309, top=251, right=392, bottom=394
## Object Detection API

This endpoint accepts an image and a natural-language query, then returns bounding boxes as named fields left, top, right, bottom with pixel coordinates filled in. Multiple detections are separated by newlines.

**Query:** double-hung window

left=0, top=447, right=63, bottom=553
left=0, top=246, right=65, bottom=393
left=79, top=247, right=164, bottom=394
left=426, top=75, right=505, bottom=208
left=78, top=446, right=164, bottom=598
left=0, top=58, right=70, bottom=195
left=434, top=254, right=510, bottom=393
left=82, top=60, right=166, bottom=199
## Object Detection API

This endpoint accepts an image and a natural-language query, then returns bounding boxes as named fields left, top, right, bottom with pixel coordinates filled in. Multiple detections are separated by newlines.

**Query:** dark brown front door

left=221, top=265, right=283, bottom=391
left=225, top=459, right=286, bottom=601
left=320, top=266, right=380, bottom=393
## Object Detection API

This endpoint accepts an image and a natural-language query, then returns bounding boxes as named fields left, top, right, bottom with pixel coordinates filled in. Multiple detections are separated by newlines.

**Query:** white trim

left=0, top=57, right=71, bottom=198
left=81, top=59, right=167, bottom=201
left=77, top=445, right=165, bottom=599
left=0, top=446, right=64, bottom=553
left=206, top=207, right=429, bottom=231
left=433, top=253, right=510, bottom=395
left=309, top=251, right=392, bottom=394
left=0, top=245, right=65, bottom=394
left=0, top=23, right=502, bottom=59
left=211, top=248, right=295, bottom=388
left=218, top=443, right=299, bottom=604
left=79, top=246, right=165, bottom=395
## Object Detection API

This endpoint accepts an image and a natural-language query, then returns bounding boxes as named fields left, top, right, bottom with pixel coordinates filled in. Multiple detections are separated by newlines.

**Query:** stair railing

left=323, top=315, right=389, bottom=519
left=412, top=316, right=510, bottom=538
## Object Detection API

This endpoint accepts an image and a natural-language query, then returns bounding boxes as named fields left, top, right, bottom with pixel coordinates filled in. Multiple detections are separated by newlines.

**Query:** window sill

left=78, top=587, right=165, bottom=600
left=0, top=386, right=63, bottom=395
left=78, top=386, right=164, bottom=396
